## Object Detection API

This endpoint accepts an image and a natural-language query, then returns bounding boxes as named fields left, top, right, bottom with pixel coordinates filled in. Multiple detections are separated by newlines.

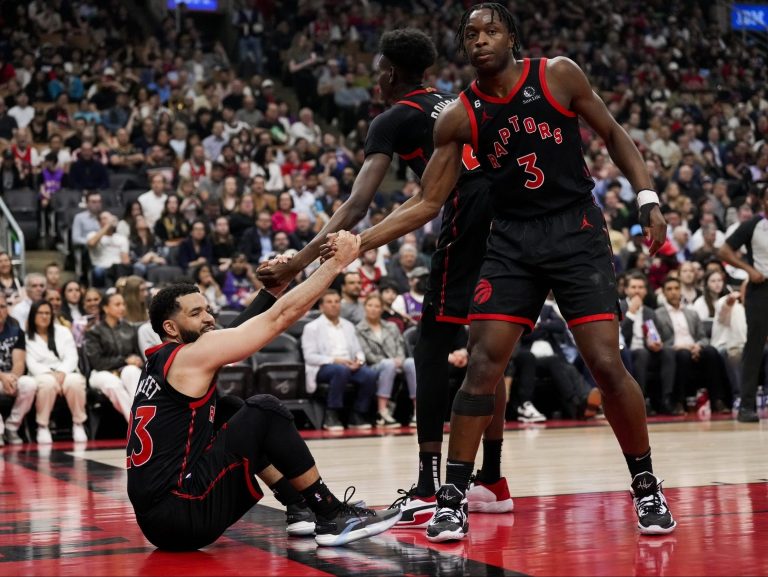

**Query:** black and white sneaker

left=388, top=485, right=437, bottom=528
left=630, top=472, right=676, bottom=535
left=426, top=484, right=468, bottom=542
left=314, top=487, right=402, bottom=546
left=286, top=500, right=316, bottom=536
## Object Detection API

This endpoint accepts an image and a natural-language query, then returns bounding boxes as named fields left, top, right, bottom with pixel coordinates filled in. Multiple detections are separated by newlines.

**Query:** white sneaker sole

left=638, top=520, right=677, bottom=535
left=315, top=509, right=402, bottom=546
left=426, top=527, right=468, bottom=542
left=286, top=520, right=316, bottom=536
left=468, top=498, right=514, bottom=513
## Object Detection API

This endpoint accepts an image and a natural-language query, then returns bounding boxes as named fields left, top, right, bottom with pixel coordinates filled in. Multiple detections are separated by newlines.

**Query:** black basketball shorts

left=468, top=199, right=620, bottom=331
left=426, top=174, right=493, bottom=324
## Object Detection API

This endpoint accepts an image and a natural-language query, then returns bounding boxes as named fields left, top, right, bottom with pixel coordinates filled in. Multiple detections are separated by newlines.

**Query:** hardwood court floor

left=2, top=416, right=767, bottom=576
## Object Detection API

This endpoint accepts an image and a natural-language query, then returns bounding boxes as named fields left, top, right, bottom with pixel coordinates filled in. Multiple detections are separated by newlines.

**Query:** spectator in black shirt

left=289, top=212, right=317, bottom=251
left=69, top=142, right=110, bottom=190
left=0, top=99, right=17, bottom=141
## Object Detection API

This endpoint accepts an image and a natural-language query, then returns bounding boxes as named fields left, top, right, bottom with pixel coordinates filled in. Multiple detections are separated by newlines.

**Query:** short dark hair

left=627, top=271, right=648, bottom=285
left=379, top=28, right=437, bottom=81
left=149, top=283, right=200, bottom=338
left=662, top=276, right=680, bottom=289
left=318, top=288, right=339, bottom=306
left=456, top=2, right=522, bottom=59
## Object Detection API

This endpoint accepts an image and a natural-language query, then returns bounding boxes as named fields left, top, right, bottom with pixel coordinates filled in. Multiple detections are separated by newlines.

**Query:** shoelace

left=337, top=486, right=376, bottom=518
left=388, top=485, right=417, bottom=510
left=433, top=504, right=464, bottom=525
left=636, top=480, right=668, bottom=516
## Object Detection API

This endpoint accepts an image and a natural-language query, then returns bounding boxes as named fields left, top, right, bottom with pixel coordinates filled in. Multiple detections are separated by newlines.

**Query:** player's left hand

left=644, top=205, right=667, bottom=257
left=319, top=232, right=339, bottom=263
left=257, top=254, right=293, bottom=296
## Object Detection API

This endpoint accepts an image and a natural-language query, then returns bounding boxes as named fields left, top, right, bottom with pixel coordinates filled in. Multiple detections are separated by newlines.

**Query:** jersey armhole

left=539, top=57, right=577, bottom=118
left=458, top=92, right=479, bottom=153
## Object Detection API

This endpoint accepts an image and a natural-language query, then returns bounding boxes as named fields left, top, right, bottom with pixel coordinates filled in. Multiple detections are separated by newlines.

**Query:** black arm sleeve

left=226, top=289, right=278, bottom=328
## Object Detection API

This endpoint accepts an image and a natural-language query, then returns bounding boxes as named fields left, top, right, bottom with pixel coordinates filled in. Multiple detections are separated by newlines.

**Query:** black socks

left=416, top=451, right=441, bottom=497
left=299, top=478, right=342, bottom=518
left=477, top=438, right=503, bottom=484
left=625, top=448, right=653, bottom=479
left=445, top=459, right=475, bottom=493
left=269, top=476, right=304, bottom=507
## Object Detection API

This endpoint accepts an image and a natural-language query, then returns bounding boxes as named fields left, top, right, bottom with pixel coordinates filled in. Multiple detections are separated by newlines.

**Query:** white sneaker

left=376, top=407, right=400, bottom=428
left=36, top=426, right=53, bottom=444
left=517, top=401, right=546, bottom=423
left=72, top=423, right=88, bottom=443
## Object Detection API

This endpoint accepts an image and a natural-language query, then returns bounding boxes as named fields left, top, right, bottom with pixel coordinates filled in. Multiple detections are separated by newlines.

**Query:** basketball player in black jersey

left=258, top=28, right=513, bottom=528
left=126, top=231, right=401, bottom=549
left=328, top=3, right=676, bottom=541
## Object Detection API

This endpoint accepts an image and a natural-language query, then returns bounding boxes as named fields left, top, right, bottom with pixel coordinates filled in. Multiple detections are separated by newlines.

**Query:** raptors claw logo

left=474, top=279, right=493, bottom=305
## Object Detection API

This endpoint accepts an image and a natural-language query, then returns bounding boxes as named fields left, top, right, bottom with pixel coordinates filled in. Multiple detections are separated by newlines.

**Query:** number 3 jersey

left=459, top=57, right=595, bottom=220
left=126, top=342, right=218, bottom=513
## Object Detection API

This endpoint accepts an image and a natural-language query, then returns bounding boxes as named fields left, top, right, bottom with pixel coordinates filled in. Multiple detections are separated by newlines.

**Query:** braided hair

left=455, top=3, right=522, bottom=60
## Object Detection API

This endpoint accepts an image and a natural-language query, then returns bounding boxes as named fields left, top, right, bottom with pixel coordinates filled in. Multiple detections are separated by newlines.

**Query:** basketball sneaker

left=314, top=487, right=402, bottom=546
left=426, top=484, right=468, bottom=542
left=630, top=472, right=676, bottom=535
left=467, top=472, right=514, bottom=513
left=388, top=485, right=437, bottom=528
left=286, top=500, right=316, bottom=536
left=517, top=401, right=546, bottom=423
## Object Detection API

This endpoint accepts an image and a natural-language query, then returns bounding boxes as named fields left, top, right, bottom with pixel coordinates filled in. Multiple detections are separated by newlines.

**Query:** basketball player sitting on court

left=125, top=231, right=401, bottom=550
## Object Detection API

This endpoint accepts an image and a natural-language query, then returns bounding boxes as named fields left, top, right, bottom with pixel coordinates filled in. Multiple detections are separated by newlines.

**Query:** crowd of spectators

left=0, top=0, right=767, bottom=439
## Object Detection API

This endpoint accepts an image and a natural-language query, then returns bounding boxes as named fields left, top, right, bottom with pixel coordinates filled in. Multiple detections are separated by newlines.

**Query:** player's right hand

left=319, top=232, right=339, bottom=263
left=331, top=231, right=361, bottom=267
left=256, top=257, right=297, bottom=289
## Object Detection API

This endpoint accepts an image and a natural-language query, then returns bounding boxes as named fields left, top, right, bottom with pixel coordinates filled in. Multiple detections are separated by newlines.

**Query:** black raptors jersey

left=365, top=87, right=483, bottom=184
left=126, top=342, right=218, bottom=513
left=459, top=58, right=595, bottom=219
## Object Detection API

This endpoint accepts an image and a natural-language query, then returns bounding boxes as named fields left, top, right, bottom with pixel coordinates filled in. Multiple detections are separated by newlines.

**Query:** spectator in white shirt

left=8, top=91, right=35, bottom=128
left=138, top=173, right=169, bottom=229
left=86, top=211, right=130, bottom=288
left=289, top=107, right=322, bottom=149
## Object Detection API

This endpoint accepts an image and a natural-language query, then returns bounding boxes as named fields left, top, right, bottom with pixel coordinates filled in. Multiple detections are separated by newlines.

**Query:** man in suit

left=301, top=289, right=378, bottom=431
left=655, top=276, right=728, bottom=414
left=620, top=271, right=675, bottom=415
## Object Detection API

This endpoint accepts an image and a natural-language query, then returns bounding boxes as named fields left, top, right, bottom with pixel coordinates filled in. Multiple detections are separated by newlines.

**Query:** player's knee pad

left=452, top=389, right=495, bottom=416
left=244, top=394, right=294, bottom=421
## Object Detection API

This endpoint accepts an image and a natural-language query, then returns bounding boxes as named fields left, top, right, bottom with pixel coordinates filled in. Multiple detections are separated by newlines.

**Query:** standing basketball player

left=258, top=28, right=513, bottom=527
left=126, top=231, right=401, bottom=549
left=330, top=3, right=675, bottom=541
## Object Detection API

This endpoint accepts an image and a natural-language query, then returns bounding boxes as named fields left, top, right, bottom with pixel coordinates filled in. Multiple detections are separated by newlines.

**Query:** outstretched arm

left=357, top=101, right=471, bottom=253
left=173, top=232, right=361, bottom=396
left=259, top=153, right=392, bottom=285
left=552, top=57, right=666, bottom=255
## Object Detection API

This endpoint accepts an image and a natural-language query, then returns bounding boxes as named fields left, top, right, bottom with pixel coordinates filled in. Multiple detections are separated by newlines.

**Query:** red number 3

left=517, top=153, right=545, bottom=189
left=126, top=406, right=157, bottom=468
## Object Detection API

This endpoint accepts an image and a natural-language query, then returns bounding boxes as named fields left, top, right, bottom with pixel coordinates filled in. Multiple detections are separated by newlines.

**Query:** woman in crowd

left=356, top=293, right=416, bottom=428
left=129, top=213, right=167, bottom=277
left=177, top=219, right=213, bottom=273
left=271, top=192, right=298, bottom=234
left=84, top=292, right=143, bottom=422
left=153, top=194, right=189, bottom=252
left=228, top=193, right=257, bottom=240
left=71, top=288, right=102, bottom=348
left=219, top=176, right=241, bottom=215
left=45, top=288, right=70, bottom=329
left=194, top=263, right=227, bottom=316
left=25, top=300, right=87, bottom=444
left=116, top=200, right=143, bottom=239
left=60, top=281, right=85, bottom=325
left=0, top=251, right=24, bottom=306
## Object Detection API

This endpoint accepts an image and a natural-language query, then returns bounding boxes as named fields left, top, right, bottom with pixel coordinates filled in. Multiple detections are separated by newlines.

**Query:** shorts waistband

left=495, top=197, right=596, bottom=222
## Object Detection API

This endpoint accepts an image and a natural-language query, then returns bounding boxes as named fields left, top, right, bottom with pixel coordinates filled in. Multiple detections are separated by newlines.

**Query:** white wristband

left=637, top=189, right=660, bottom=207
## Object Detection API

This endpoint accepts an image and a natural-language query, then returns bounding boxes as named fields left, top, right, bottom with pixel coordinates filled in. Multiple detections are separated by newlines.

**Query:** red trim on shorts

left=397, top=100, right=424, bottom=112
left=567, top=313, right=615, bottom=328
left=170, top=460, right=262, bottom=502
left=468, top=313, right=535, bottom=330
left=458, top=92, right=479, bottom=153
left=242, top=458, right=264, bottom=501
left=435, top=314, right=470, bottom=325
left=399, top=147, right=425, bottom=160
left=539, top=57, right=576, bottom=118
left=469, top=59, right=530, bottom=104
left=163, top=344, right=185, bottom=378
